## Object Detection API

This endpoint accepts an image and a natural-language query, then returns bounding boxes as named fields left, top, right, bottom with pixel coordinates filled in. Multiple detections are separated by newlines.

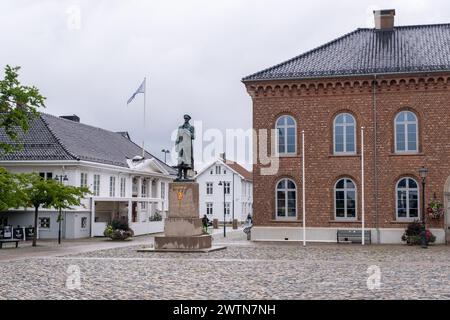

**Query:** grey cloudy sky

left=1, top=0, right=449, bottom=170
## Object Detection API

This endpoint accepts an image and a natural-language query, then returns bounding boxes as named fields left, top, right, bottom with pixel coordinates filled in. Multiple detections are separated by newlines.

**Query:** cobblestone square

left=0, top=231, right=449, bottom=300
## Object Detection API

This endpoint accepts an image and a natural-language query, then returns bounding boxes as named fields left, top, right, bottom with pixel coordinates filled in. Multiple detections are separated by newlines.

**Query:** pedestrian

left=202, top=214, right=209, bottom=233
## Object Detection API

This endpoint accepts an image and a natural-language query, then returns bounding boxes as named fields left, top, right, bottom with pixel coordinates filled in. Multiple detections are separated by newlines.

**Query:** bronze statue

left=175, top=114, right=195, bottom=181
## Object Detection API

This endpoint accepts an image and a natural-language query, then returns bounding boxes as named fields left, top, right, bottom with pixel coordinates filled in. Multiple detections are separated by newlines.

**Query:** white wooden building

left=195, top=154, right=253, bottom=223
left=0, top=113, right=176, bottom=239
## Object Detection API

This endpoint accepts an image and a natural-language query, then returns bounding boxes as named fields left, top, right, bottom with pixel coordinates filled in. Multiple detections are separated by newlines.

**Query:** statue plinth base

left=150, top=182, right=226, bottom=252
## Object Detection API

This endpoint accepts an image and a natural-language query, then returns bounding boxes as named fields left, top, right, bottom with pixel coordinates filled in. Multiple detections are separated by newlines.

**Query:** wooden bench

left=337, top=230, right=371, bottom=244
left=0, top=239, right=20, bottom=249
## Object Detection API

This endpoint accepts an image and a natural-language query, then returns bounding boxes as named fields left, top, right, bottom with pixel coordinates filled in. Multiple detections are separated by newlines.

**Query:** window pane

left=277, top=180, right=286, bottom=190
left=396, top=112, right=406, bottom=123
left=287, top=127, right=296, bottom=153
left=407, top=124, right=417, bottom=150
left=406, top=112, right=416, bottom=122
left=346, top=180, right=355, bottom=189
left=335, top=126, right=344, bottom=152
left=276, top=117, right=285, bottom=127
left=347, top=191, right=356, bottom=209
left=398, top=179, right=407, bottom=188
left=397, top=190, right=407, bottom=217
left=287, top=180, right=296, bottom=189
left=336, top=180, right=345, bottom=189
left=335, top=114, right=345, bottom=124
left=396, top=124, right=405, bottom=151
left=336, top=199, right=345, bottom=209
left=287, top=199, right=296, bottom=216
left=336, top=208, right=345, bottom=217
left=286, top=116, right=295, bottom=126
left=346, top=127, right=355, bottom=152
left=278, top=128, right=285, bottom=153
left=408, top=179, right=417, bottom=188
left=347, top=208, right=356, bottom=218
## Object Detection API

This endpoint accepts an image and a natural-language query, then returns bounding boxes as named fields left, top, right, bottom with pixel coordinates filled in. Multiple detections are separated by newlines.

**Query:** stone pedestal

left=151, top=182, right=225, bottom=252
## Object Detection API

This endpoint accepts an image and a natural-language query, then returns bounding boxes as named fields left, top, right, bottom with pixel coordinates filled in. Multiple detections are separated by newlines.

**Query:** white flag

left=127, top=78, right=146, bottom=105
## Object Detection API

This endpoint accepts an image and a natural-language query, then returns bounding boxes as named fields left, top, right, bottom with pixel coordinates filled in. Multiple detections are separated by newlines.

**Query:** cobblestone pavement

left=0, top=231, right=449, bottom=300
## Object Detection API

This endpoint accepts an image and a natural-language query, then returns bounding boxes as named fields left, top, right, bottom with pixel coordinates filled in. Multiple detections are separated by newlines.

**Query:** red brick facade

left=245, top=74, right=450, bottom=237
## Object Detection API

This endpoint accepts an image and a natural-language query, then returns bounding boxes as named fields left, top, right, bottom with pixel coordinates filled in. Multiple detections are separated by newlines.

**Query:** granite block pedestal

left=138, top=182, right=226, bottom=253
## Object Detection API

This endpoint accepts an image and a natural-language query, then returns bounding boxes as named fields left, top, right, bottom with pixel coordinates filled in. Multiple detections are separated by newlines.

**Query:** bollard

left=232, top=219, right=238, bottom=230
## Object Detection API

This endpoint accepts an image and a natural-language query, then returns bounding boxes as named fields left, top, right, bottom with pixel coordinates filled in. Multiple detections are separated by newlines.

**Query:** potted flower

left=427, top=197, right=444, bottom=220
left=104, top=219, right=134, bottom=241
left=401, top=220, right=436, bottom=245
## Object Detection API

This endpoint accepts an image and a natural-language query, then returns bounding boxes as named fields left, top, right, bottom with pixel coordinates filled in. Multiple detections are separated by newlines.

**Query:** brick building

left=243, top=10, right=450, bottom=244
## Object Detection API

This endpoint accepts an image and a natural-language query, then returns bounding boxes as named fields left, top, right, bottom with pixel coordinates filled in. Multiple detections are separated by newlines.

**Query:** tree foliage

left=0, top=167, right=28, bottom=211
left=18, top=173, right=91, bottom=246
left=0, top=65, right=46, bottom=154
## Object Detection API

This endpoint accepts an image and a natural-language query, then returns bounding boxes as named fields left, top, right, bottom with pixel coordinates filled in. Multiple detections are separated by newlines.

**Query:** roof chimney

left=60, top=115, right=80, bottom=122
left=220, top=153, right=226, bottom=161
left=374, top=9, right=395, bottom=31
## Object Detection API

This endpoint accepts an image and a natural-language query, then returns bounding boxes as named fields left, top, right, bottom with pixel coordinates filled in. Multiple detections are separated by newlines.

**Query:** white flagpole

left=142, top=77, right=146, bottom=157
left=361, top=126, right=365, bottom=246
left=302, top=130, right=306, bottom=247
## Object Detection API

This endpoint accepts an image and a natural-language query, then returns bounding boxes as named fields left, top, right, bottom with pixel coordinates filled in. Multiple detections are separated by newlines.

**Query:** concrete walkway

left=0, top=235, right=158, bottom=262
left=0, top=228, right=245, bottom=262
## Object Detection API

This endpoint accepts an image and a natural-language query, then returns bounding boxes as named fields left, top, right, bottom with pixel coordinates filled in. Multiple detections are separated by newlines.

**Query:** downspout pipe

left=372, top=75, right=380, bottom=244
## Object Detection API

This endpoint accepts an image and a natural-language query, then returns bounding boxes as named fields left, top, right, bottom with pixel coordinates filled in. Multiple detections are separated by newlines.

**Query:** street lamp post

left=161, top=149, right=170, bottom=163
left=54, top=174, right=68, bottom=245
left=218, top=181, right=226, bottom=237
left=419, top=167, right=428, bottom=249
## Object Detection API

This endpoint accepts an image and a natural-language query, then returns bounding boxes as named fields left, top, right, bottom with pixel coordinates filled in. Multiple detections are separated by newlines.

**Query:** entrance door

left=132, top=202, right=137, bottom=223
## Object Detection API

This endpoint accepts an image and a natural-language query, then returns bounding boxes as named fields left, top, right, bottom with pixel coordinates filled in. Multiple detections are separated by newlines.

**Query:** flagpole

left=302, top=130, right=306, bottom=247
left=142, top=77, right=146, bottom=157
left=361, top=126, right=365, bottom=246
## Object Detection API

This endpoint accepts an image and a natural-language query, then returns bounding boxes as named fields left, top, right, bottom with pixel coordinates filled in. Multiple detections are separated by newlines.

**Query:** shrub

left=104, top=219, right=134, bottom=240
left=401, top=220, right=436, bottom=245
left=149, top=212, right=162, bottom=222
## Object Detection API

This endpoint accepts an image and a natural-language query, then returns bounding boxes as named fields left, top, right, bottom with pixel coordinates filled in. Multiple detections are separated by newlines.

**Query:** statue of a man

left=175, top=114, right=195, bottom=180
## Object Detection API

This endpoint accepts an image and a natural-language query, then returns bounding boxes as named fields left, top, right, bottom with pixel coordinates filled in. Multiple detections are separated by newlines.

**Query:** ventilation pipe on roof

left=374, top=9, right=395, bottom=31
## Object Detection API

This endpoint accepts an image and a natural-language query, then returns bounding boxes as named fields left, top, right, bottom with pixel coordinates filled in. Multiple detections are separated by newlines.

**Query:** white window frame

left=395, top=111, right=419, bottom=154
left=396, top=177, right=420, bottom=221
left=206, top=202, right=213, bottom=215
left=225, top=202, right=231, bottom=215
left=93, top=174, right=100, bottom=196
left=80, top=172, right=88, bottom=188
left=206, top=182, right=213, bottom=195
left=215, top=166, right=221, bottom=175
left=120, top=177, right=126, bottom=197
left=224, top=182, right=231, bottom=195
left=109, top=176, right=116, bottom=197
left=275, top=115, right=297, bottom=155
left=334, top=178, right=357, bottom=220
left=333, top=113, right=356, bottom=155
left=275, top=178, right=297, bottom=220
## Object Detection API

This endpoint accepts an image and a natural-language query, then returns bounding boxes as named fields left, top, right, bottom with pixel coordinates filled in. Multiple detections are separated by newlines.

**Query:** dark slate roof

left=243, top=24, right=450, bottom=81
left=0, top=113, right=177, bottom=174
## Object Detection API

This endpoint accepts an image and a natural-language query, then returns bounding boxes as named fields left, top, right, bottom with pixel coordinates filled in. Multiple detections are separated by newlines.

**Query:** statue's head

left=183, top=114, right=191, bottom=122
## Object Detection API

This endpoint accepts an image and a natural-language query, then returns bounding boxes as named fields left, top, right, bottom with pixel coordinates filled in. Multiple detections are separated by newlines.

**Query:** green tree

left=22, top=174, right=90, bottom=247
left=0, top=167, right=27, bottom=212
left=51, top=181, right=91, bottom=244
left=0, top=65, right=46, bottom=154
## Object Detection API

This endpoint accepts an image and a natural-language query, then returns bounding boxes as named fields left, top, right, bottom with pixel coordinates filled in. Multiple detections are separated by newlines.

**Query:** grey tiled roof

left=0, top=113, right=177, bottom=174
left=243, top=24, right=450, bottom=81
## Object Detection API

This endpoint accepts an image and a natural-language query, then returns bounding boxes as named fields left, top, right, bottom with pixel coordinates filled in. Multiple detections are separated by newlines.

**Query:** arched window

left=276, top=115, right=296, bottom=155
left=276, top=179, right=296, bottom=219
left=334, top=113, right=356, bottom=154
left=335, top=178, right=357, bottom=219
left=395, top=111, right=418, bottom=153
left=396, top=178, right=419, bottom=220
